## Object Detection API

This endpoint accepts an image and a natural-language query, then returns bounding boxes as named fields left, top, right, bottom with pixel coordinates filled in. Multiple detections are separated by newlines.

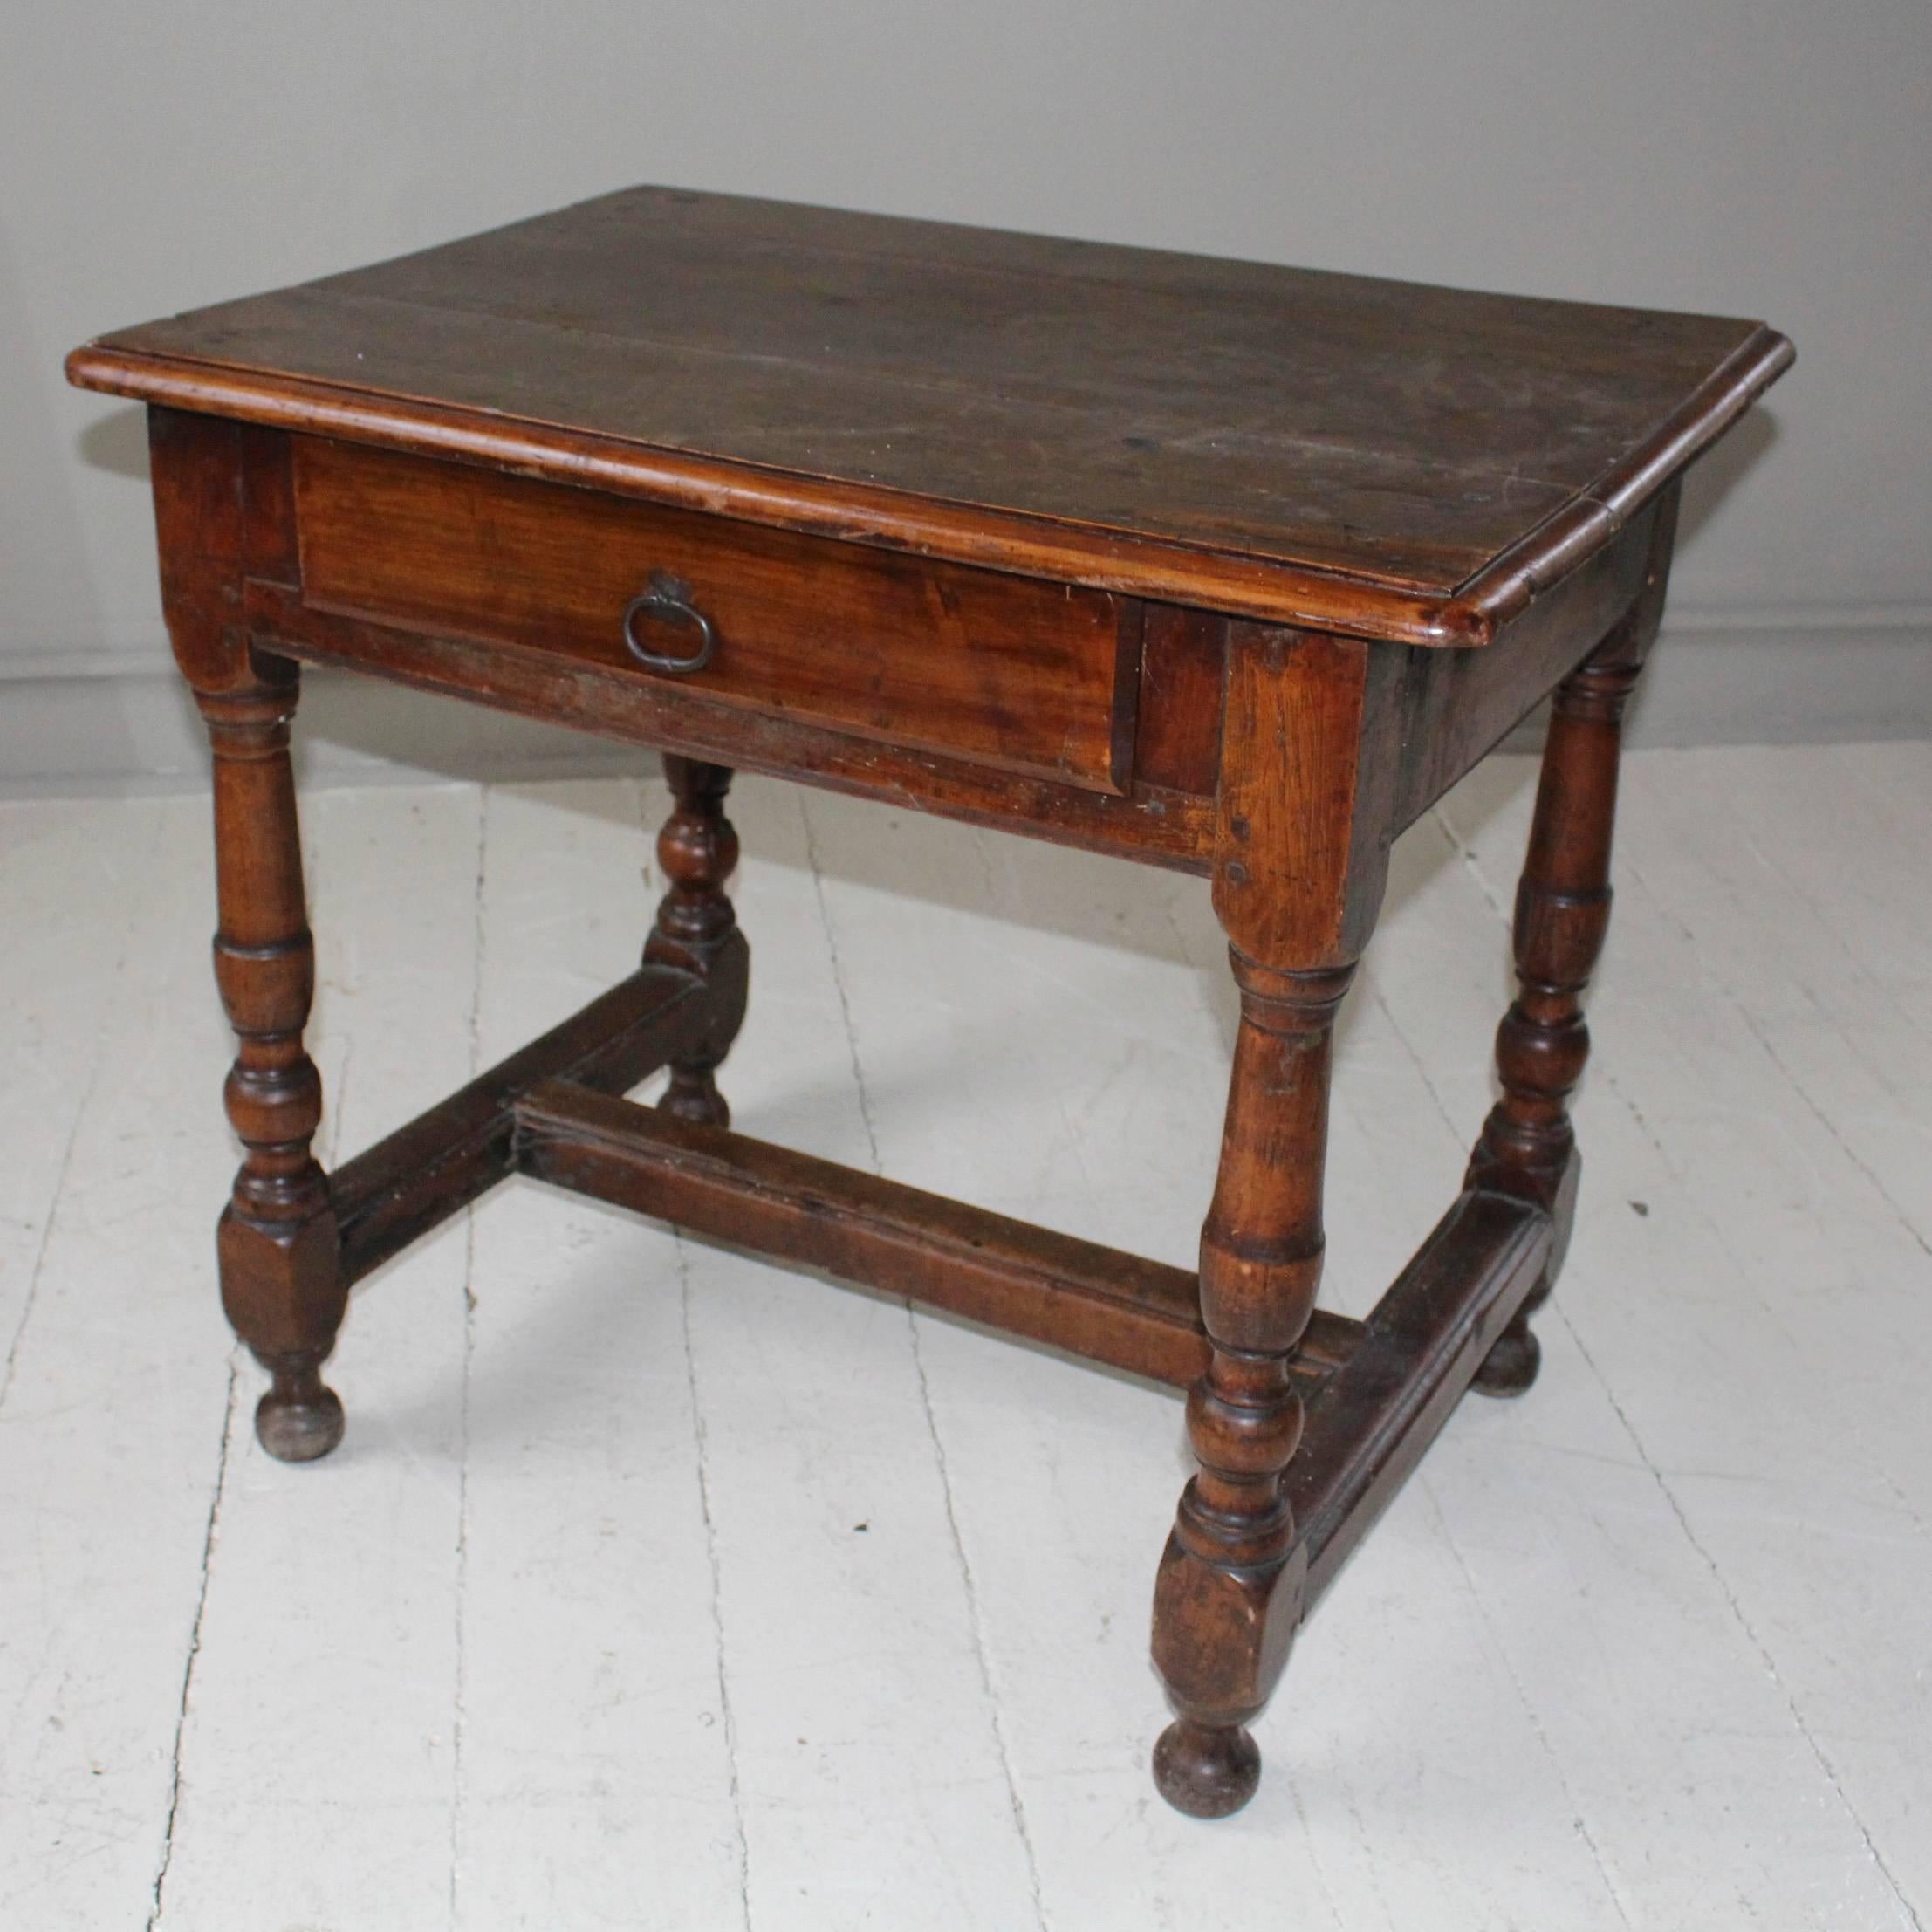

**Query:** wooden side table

left=67, top=188, right=1792, bottom=1818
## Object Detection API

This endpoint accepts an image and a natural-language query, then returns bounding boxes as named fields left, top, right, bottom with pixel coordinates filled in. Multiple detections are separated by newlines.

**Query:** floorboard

left=0, top=797, right=235, bottom=1927
left=1, top=745, right=1925, bottom=1930
left=152, top=785, right=483, bottom=1930
left=454, top=778, right=746, bottom=1930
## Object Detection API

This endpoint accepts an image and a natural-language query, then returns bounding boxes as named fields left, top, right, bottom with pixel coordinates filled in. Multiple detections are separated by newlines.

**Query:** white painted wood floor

left=3, top=743, right=1928, bottom=1932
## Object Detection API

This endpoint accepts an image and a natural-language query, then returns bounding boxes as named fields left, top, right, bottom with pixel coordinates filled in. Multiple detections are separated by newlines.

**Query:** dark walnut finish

left=1466, top=492, right=1679, bottom=1395
left=293, top=440, right=1140, bottom=792
left=69, top=186, right=1791, bottom=1819
left=200, top=656, right=346, bottom=1463
left=644, top=755, right=747, bottom=1127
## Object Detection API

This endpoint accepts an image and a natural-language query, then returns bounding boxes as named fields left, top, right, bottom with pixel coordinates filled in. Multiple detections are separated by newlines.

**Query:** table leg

left=1146, top=623, right=1396, bottom=1816
left=196, top=655, right=346, bottom=1462
left=1150, top=949, right=1353, bottom=1816
left=644, top=756, right=745, bottom=1127
left=1466, top=611, right=1655, bottom=1395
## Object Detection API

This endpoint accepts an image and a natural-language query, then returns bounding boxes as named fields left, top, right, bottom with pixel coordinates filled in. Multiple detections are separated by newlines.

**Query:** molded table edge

left=65, top=325, right=1792, bottom=649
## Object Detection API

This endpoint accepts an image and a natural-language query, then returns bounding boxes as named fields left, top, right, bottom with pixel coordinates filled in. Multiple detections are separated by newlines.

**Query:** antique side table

left=67, top=188, right=1791, bottom=1819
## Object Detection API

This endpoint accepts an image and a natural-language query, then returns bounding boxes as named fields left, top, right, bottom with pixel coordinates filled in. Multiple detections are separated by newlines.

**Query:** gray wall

left=5, top=0, right=1929, bottom=790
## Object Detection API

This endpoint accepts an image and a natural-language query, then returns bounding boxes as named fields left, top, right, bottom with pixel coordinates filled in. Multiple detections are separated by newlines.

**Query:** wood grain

left=329, top=963, right=724, bottom=1285
left=1134, top=604, right=1225, bottom=797
left=643, top=757, right=750, bottom=1124
left=1289, top=1188, right=1552, bottom=1600
left=1465, top=490, right=1676, bottom=1393
left=74, top=190, right=1799, bottom=1830
left=512, top=1077, right=1361, bottom=1393
left=70, top=184, right=1792, bottom=645
left=194, top=657, right=347, bottom=1463
left=244, top=580, right=1220, bottom=871
left=294, top=437, right=1136, bottom=792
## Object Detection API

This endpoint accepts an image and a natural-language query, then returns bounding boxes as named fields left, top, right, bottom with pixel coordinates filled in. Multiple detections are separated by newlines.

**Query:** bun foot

left=659, top=1070, right=730, bottom=1128
left=1152, top=1718, right=1262, bottom=1819
left=255, top=1366, right=346, bottom=1463
left=1472, top=1319, right=1541, bottom=1397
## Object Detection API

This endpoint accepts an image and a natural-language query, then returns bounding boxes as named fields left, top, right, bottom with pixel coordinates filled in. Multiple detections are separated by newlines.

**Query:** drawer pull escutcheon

left=622, top=572, right=717, bottom=674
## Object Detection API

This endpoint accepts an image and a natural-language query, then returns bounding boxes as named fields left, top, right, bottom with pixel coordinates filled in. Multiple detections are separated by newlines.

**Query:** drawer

left=291, top=440, right=1139, bottom=793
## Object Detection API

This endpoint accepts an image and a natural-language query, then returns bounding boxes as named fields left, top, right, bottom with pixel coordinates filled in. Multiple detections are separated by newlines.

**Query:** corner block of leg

left=219, top=1203, right=347, bottom=1461
left=1151, top=1518, right=1307, bottom=1817
left=1467, top=1140, right=1579, bottom=1396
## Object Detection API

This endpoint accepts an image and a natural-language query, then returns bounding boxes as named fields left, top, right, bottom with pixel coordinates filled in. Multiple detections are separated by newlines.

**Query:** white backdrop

left=3, top=0, right=1928, bottom=785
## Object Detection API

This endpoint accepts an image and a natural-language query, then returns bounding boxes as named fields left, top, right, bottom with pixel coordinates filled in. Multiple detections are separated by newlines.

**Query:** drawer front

left=292, top=440, right=1137, bottom=792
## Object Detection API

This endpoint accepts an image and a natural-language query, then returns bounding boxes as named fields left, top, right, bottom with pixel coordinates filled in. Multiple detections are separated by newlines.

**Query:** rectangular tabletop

left=68, top=187, right=1791, bottom=646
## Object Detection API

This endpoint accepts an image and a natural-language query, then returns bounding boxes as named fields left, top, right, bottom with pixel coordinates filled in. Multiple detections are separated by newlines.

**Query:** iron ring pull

left=621, top=571, right=717, bottom=675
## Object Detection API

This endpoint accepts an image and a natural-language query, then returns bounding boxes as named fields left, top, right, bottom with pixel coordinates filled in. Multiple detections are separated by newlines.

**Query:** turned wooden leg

left=645, top=755, right=747, bottom=1127
left=197, top=656, right=346, bottom=1462
left=1151, top=951, right=1353, bottom=1817
left=1466, top=634, right=1649, bottom=1397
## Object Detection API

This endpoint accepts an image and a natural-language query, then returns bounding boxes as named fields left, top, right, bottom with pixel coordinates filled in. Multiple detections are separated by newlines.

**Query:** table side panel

left=243, top=580, right=1218, bottom=872
left=291, top=437, right=1137, bottom=795
left=1136, top=605, right=1228, bottom=797
left=155, top=410, right=1667, bottom=881
left=1383, top=499, right=1665, bottom=835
